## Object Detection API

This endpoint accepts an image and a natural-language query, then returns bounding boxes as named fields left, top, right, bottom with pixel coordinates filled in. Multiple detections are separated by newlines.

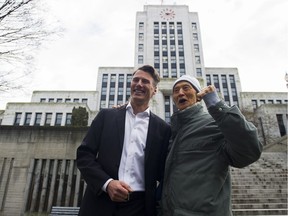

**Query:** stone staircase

left=231, top=152, right=287, bottom=216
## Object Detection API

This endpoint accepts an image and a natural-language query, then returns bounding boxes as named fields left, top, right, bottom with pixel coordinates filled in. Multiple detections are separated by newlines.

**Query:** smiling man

left=77, top=65, right=171, bottom=216
left=160, top=75, right=262, bottom=216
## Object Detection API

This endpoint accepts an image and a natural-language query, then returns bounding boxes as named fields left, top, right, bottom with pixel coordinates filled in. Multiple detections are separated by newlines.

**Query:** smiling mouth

left=134, top=89, right=145, bottom=94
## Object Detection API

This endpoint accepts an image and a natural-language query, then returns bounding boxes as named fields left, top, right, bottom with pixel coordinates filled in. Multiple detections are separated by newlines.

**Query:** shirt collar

left=126, top=102, right=150, bottom=116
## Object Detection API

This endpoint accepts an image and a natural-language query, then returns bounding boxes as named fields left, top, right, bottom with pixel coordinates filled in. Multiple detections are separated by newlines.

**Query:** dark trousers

left=114, top=192, right=145, bottom=216
left=114, top=199, right=145, bottom=216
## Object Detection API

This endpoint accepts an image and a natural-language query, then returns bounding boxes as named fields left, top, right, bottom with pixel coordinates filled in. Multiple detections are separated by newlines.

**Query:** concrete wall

left=0, top=126, right=88, bottom=216
left=254, top=104, right=287, bottom=146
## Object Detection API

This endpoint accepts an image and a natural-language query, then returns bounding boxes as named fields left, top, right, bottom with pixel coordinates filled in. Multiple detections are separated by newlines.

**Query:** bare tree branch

left=0, top=0, right=62, bottom=93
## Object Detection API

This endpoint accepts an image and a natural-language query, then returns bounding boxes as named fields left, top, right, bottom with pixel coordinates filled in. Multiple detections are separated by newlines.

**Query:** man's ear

left=154, top=86, right=158, bottom=94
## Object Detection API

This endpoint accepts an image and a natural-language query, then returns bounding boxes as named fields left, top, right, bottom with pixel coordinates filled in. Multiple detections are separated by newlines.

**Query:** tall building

left=97, top=5, right=243, bottom=123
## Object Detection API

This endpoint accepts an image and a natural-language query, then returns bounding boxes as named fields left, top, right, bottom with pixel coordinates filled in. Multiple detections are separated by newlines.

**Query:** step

left=232, top=208, right=288, bottom=215
left=232, top=203, right=287, bottom=209
left=232, top=198, right=287, bottom=204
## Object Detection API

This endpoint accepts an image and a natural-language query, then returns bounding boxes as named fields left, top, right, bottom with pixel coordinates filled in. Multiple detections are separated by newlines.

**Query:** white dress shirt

left=103, top=103, right=150, bottom=192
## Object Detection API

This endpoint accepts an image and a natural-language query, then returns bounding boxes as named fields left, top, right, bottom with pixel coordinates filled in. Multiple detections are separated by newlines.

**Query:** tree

left=0, top=0, right=61, bottom=92
left=71, top=107, right=89, bottom=127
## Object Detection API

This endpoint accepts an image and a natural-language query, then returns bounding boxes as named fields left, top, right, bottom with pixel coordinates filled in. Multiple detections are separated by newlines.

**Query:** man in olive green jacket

left=160, top=75, right=262, bottom=216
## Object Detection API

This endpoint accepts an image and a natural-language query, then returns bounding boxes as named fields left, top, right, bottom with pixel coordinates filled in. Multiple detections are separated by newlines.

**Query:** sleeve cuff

left=202, top=91, right=221, bottom=108
left=102, top=178, right=113, bottom=192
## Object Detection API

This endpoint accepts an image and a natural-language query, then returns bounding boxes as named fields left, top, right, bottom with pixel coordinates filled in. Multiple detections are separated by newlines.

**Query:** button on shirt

left=118, top=103, right=150, bottom=191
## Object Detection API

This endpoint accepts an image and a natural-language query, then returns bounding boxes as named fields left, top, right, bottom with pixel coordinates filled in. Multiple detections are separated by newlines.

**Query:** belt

left=126, top=191, right=145, bottom=201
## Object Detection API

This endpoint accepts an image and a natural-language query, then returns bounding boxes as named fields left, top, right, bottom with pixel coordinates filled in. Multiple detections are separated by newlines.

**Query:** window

left=252, top=100, right=258, bottom=109
left=139, top=22, right=144, bottom=31
left=267, top=100, right=274, bottom=104
left=164, top=96, right=171, bottom=123
left=108, top=100, right=114, bottom=108
left=100, top=101, right=106, bottom=109
left=162, top=45, right=168, bottom=51
left=82, top=98, right=88, bottom=103
left=45, top=113, right=52, bottom=126
left=139, top=33, right=144, bottom=40
left=206, top=75, right=211, bottom=85
left=56, top=98, right=62, bottom=103
left=161, top=22, right=167, bottom=29
left=179, top=56, right=185, bottom=63
left=154, top=56, right=160, bottom=63
left=14, top=112, right=22, bottom=126
left=40, top=98, right=46, bottom=103
left=195, top=56, right=201, bottom=64
left=163, top=68, right=168, bottom=78
left=34, top=113, right=42, bottom=126
left=276, top=114, right=287, bottom=136
left=102, top=74, right=108, bottom=83
left=111, top=74, right=116, bottom=85
left=196, top=68, right=202, bottom=77
left=193, top=33, right=198, bottom=40
left=138, top=44, right=143, bottom=52
left=73, top=98, right=79, bottom=103
left=48, top=98, right=54, bottom=103
left=192, top=22, right=197, bottom=29
left=110, top=87, right=115, bottom=96
left=171, top=69, right=177, bottom=78
left=231, top=88, right=237, bottom=97
left=259, top=100, right=265, bottom=105
left=171, top=56, right=176, bottom=63
left=169, top=22, right=174, bottom=29
left=229, top=75, right=235, bottom=84
left=65, top=98, right=71, bottom=103
left=170, top=45, right=176, bottom=51
left=154, top=34, right=159, bottom=41
left=55, top=113, right=62, bottom=126
left=223, top=88, right=230, bottom=102
left=138, top=55, right=143, bottom=64
left=180, top=68, right=185, bottom=76
left=118, top=87, right=123, bottom=95
left=154, top=22, right=159, bottom=29
left=194, top=44, right=199, bottom=52
left=101, top=87, right=107, bottom=96
left=162, top=56, right=168, bottom=63
left=24, top=113, right=32, bottom=126
left=154, top=45, right=159, bottom=51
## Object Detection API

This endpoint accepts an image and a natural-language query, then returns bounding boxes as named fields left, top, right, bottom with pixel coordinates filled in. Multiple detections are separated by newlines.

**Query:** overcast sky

left=1, top=0, right=287, bottom=109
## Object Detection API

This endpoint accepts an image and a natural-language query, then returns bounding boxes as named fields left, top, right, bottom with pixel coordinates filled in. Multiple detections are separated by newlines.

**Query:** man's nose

left=178, top=88, right=185, bottom=95
left=136, top=80, right=143, bottom=86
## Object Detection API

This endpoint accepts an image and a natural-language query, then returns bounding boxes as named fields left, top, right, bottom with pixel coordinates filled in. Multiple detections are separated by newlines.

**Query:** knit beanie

left=173, top=75, right=201, bottom=93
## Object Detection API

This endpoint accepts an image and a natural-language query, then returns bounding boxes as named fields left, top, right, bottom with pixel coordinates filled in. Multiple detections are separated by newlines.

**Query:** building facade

left=0, top=4, right=287, bottom=216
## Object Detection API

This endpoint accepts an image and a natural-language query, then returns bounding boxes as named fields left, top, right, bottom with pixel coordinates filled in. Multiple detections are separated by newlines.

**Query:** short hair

left=133, top=65, right=160, bottom=86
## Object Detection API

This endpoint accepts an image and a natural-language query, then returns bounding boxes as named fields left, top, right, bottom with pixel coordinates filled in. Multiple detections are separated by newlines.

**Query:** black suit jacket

left=76, top=106, right=171, bottom=216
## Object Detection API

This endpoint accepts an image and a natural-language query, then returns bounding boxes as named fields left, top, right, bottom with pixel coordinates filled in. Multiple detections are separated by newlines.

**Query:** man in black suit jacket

left=77, top=65, right=171, bottom=216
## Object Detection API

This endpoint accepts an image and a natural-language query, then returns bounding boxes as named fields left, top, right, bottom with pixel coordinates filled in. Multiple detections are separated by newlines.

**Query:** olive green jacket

left=160, top=101, right=262, bottom=216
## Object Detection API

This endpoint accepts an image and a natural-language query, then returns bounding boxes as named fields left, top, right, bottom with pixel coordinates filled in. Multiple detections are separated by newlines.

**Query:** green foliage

left=71, top=106, right=88, bottom=127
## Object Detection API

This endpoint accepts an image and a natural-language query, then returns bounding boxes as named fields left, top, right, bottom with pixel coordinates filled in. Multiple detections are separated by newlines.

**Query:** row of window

left=252, top=99, right=288, bottom=109
left=100, top=74, right=132, bottom=109
left=206, top=74, right=239, bottom=106
left=14, top=112, right=72, bottom=126
left=40, top=98, right=88, bottom=103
